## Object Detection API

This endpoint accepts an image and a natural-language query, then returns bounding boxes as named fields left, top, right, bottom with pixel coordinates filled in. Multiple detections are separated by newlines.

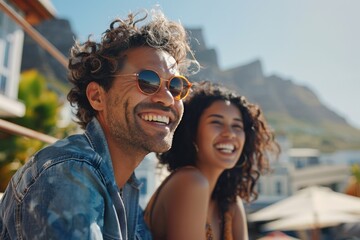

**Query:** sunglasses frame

left=112, top=69, right=192, bottom=100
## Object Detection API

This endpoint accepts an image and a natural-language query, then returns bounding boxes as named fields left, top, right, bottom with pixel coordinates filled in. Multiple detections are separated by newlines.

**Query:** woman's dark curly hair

left=67, top=9, right=199, bottom=129
left=158, top=81, right=279, bottom=213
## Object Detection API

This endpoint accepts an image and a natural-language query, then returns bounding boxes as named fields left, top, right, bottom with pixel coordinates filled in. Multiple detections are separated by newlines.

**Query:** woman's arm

left=232, top=198, right=249, bottom=240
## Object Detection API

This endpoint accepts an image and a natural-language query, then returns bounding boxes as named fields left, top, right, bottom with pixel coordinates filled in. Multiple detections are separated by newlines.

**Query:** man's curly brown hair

left=67, top=10, right=199, bottom=129
left=158, top=81, right=279, bottom=214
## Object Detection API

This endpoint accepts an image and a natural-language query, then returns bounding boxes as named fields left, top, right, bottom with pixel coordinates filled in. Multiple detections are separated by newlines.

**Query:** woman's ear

left=86, top=81, right=105, bottom=111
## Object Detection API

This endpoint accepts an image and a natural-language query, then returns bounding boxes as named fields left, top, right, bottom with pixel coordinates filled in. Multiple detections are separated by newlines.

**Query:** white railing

left=0, top=0, right=66, bottom=143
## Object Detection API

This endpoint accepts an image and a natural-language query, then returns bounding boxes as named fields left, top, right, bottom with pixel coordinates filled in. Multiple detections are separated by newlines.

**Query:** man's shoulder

left=37, top=133, right=97, bottom=161
left=9, top=134, right=104, bottom=197
left=30, top=133, right=104, bottom=175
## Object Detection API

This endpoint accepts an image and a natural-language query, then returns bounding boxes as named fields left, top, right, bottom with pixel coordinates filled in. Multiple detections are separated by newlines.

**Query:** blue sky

left=51, top=0, right=360, bottom=129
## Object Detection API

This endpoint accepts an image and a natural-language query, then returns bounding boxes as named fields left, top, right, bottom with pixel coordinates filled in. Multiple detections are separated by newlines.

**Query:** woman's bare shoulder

left=164, top=167, right=209, bottom=196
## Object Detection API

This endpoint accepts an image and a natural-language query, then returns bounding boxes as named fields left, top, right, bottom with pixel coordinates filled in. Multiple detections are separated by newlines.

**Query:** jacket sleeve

left=18, top=160, right=108, bottom=239
left=136, top=205, right=153, bottom=240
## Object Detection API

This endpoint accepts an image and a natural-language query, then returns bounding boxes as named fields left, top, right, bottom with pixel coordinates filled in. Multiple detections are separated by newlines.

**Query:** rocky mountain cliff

left=20, top=21, right=360, bottom=151
left=187, top=28, right=360, bottom=151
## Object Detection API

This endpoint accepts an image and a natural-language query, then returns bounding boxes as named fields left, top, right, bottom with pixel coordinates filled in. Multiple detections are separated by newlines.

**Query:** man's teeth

left=142, top=114, right=169, bottom=124
left=215, top=143, right=235, bottom=153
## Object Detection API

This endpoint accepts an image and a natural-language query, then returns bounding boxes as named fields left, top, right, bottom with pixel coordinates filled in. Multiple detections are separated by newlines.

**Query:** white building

left=0, top=1, right=25, bottom=117
left=135, top=153, right=169, bottom=208
left=0, top=0, right=55, bottom=118
left=135, top=140, right=352, bottom=212
left=321, top=150, right=360, bottom=166
left=251, top=141, right=351, bottom=212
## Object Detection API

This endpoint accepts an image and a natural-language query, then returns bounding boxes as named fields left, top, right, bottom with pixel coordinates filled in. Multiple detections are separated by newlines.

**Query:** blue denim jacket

left=0, top=118, right=152, bottom=240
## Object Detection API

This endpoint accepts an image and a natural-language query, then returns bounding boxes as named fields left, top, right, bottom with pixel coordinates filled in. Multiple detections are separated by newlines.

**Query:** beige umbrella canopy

left=262, top=212, right=360, bottom=231
left=257, top=231, right=300, bottom=240
left=249, top=185, right=360, bottom=231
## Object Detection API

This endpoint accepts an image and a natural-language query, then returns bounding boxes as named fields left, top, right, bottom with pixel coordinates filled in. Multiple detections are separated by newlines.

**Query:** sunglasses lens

left=138, top=70, right=161, bottom=94
left=137, top=70, right=190, bottom=100
left=169, top=77, right=190, bottom=100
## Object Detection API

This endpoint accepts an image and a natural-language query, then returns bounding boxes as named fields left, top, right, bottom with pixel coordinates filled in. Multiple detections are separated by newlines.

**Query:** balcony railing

left=0, top=0, right=66, bottom=143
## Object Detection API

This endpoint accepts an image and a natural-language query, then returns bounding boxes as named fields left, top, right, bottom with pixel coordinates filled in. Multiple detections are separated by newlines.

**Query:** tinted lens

left=138, top=70, right=161, bottom=94
left=169, top=77, right=190, bottom=100
left=168, top=77, right=183, bottom=98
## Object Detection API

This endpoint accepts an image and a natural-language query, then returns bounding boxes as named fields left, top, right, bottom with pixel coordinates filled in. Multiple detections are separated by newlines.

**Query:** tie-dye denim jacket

left=0, top=118, right=152, bottom=240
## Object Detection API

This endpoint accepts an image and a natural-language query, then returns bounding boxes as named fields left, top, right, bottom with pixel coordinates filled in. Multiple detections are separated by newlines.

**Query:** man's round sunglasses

left=112, top=69, right=192, bottom=100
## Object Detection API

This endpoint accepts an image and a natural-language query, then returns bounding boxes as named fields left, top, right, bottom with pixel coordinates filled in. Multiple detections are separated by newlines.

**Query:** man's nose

left=150, top=80, right=175, bottom=106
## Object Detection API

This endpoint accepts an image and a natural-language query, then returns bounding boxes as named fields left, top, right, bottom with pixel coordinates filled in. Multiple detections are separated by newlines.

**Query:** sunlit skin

left=194, top=100, right=246, bottom=239
left=147, top=100, right=248, bottom=240
left=86, top=46, right=184, bottom=188
left=195, top=100, right=245, bottom=174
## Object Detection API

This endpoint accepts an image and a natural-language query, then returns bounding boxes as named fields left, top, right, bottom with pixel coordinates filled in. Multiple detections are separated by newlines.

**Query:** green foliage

left=350, top=164, right=360, bottom=182
left=14, top=70, right=59, bottom=134
left=345, top=164, right=360, bottom=197
left=0, top=70, right=73, bottom=191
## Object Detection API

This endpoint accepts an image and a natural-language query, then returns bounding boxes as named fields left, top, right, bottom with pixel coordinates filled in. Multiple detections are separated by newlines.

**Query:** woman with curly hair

left=144, top=81, right=279, bottom=240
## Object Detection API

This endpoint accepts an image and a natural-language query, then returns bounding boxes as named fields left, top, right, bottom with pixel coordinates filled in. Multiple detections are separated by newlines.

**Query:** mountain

left=187, top=28, right=360, bottom=151
left=20, top=22, right=360, bottom=151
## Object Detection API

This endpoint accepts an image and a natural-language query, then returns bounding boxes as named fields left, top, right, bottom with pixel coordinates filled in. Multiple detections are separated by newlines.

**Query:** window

left=139, top=177, right=148, bottom=196
left=0, top=8, right=24, bottom=99
left=308, top=156, right=319, bottom=166
left=276, top=181, right=282, bottom=195
left=257, top=182, right=262, bottom=194
left=0, top=75, right=6, bottom=94
left=0, top=11, right=4, bottom=33
left=4, top=40, right=10, bottom=68
left=295, top=159, right=305, bottom=169
left=0, top=11, right=10, bottom=95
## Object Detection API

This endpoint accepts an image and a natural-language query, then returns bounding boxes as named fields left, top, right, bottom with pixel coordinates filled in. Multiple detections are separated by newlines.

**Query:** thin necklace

left=206, top=223, right=214, bottom=240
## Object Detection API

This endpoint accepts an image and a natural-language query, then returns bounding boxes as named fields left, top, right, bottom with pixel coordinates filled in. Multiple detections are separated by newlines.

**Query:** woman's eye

left=210, top=120, right=222, bottom=125
left=233, top=125, right=244, bottom=130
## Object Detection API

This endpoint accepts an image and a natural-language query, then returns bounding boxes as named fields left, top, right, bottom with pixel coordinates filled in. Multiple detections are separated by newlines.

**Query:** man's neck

left=95, top=116, right=147, bottom=188
left=107, top=140, right=147, bottom=188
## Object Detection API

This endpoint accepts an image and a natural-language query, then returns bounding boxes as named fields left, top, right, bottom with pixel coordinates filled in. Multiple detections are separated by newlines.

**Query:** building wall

left=251, top=147, right=351, bottom=212
left=0, top=0, right=55, bottom=117
left=290, top=164, right=350, bottom=192
left=0, top=4, right=25, bottom=117
left=135, top=153, right=169, bottom=208
left=321, top=150, right=360, bottom=166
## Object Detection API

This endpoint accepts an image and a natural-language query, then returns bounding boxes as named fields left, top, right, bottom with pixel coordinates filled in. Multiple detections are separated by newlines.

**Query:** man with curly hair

left=0, top=9, right=198, bottom=239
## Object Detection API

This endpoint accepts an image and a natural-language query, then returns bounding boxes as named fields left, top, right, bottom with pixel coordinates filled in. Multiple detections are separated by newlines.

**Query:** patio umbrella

left=249, top=186, right=360, bottom=222
left=262, top=212, right=360, bottom=231
left=257, top=231, right=300, bottom=240
left=249, top=185, right=360, bottom=231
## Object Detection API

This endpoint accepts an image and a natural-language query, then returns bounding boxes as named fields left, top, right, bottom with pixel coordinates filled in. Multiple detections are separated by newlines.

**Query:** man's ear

left=86, top=81, right=105, bottom=111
